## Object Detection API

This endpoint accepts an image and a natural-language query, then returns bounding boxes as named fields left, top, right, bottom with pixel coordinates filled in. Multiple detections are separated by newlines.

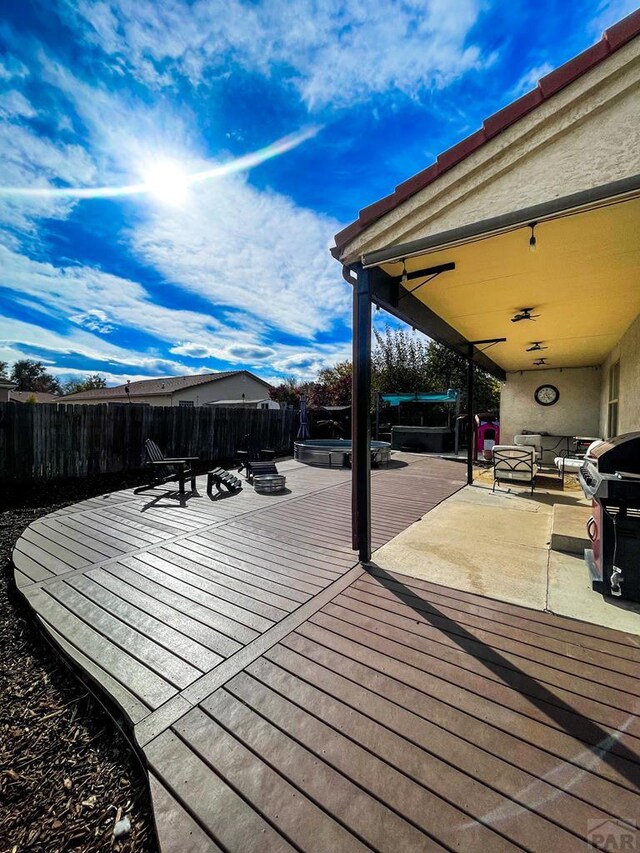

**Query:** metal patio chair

left=492, top=445, right=538, bottom=495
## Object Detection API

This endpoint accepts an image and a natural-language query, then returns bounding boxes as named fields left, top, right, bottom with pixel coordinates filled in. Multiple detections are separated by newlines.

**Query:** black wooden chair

left=236, top=434, right=277, bottom=482
left=142, top=438, right=198, bottom=495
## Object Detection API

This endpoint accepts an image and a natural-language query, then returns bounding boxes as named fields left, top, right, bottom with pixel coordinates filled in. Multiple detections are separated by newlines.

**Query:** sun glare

left=142, top=159, right=190, bottom=205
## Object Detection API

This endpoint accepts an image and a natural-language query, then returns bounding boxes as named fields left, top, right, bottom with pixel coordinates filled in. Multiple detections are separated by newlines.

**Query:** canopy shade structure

left=337, top=13, right=640, bottom=561
left=381, top=390, right=459, bottom=406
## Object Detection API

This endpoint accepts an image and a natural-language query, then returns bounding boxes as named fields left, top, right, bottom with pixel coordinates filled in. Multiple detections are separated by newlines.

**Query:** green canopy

left=381, top=390, right=459, bottom=407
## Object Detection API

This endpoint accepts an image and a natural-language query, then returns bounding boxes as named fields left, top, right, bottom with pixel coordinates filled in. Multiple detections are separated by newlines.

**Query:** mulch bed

left=0, top=474, right=158, bottom=853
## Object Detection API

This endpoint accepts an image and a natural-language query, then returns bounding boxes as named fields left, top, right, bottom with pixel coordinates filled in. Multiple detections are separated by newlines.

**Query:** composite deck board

left=116, top=556, right=272, bottom=636
left=14, top=457, right=640, bottom=850
left=156, top=541, right=312, bottom=604
left=172, top=537, right=332, bottom=591
left=295, top=617, right=640, bottom=757
left=103, top=562, right=246, bottom=656
left=45, top=579, right=202, bottom=689
left=133, top=551, right=291, bottom=621
left=225, top=669, right=578, bottom=851
left=68, top=573, right=223, bottom=671
left=367, top=566, right=640, bottom=656
left=354, top=575, right=640, bottom=667
left=190, top=531, right=343, bottom=582
left=345, top=581, right=640, bottom=681
left=261, top=642, right=640, bottom=820
left=329, top=595, right=640, bottom=696
left=86, top=568, right=234, bottom=658
left=24, top=587, right=176, bottom=708
left=62, top=511, right=157, bottom=550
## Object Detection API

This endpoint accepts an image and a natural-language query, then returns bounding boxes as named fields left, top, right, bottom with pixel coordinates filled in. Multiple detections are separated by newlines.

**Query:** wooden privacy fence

left=0, top=402, right=298, bottom=482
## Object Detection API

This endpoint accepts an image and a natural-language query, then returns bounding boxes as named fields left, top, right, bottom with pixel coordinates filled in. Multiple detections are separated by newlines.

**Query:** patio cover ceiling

left=360, top=177, right=640, bottom=377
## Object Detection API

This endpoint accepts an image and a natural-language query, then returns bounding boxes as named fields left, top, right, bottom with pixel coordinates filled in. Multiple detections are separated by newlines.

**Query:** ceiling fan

left=526, top=341, right=548, bottom=352
left=533, top=358, right=547, bottom=366
left=511, top=307, right=540, bottom=323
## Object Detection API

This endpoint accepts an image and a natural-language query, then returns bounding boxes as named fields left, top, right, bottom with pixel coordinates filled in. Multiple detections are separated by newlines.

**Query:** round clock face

left=534, top=384, right=560, bottom=406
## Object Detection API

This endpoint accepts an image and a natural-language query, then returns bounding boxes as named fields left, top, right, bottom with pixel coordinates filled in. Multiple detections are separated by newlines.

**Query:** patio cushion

left=555, top=456, right=583, bottom=473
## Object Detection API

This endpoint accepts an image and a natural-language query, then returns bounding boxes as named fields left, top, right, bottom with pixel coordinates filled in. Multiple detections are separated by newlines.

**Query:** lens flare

left=0, top=127, right=321, bottom=202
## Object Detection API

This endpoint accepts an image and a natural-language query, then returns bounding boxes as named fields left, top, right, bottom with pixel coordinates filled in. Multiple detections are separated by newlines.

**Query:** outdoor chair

left=492, top=445, right=538, bottom=495
left=142, top=438, right=198, bottom=495
left=554, top=438, right=603, bottom=487
left=514, top=434, right=543, bottom=463
left=236, top=434, right=277, bottom=481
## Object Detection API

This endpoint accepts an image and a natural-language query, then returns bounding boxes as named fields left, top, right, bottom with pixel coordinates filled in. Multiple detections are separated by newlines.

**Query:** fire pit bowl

left=253, top=474, right=287, bottom=494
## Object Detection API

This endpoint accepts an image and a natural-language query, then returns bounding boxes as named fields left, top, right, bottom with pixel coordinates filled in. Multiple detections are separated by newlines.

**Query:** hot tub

left=294, top=439, right=391, bottom=468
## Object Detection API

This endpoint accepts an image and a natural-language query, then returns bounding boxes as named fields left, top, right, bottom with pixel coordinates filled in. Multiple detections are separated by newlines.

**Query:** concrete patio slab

left=550, top=503, right=591, bottom=554
left=376, top=478, right=640, bottom=636
left=374, top=485, right=552, bottom=609
left=548, top=551, right=640, bottom=636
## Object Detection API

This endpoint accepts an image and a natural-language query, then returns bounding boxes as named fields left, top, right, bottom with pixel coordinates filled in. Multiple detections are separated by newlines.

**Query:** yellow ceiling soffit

left=383, top=197, right=640, bottom=372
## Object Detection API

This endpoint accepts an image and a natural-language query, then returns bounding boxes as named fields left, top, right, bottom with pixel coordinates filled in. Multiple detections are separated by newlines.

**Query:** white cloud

left=69, top=308, right=116, bottom=334
left=132, top=167, right=350, bottom=338
left=0, top=314, right=192, bottom=374
left=0, top=56, right=29, bottom=82
left=66, top=0, right=487, bottom=109
left=47, top=366, right=180, bottom=386
left=0, top=116, right=97, bottom=230
left=170, top=341, right=276, bottom=361
left=0, top=244, right=350, bottom=381
left=511, top=62, right=554, bottom=97
left=589, top=0, right=639, bottom=34
left=0, top=243, right=263, bottom=353
left=0, top=90, right=37, bottom=119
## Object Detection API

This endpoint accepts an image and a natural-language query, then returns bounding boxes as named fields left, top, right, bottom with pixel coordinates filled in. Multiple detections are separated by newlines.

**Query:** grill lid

left=589, top=431, right=640, bottom=475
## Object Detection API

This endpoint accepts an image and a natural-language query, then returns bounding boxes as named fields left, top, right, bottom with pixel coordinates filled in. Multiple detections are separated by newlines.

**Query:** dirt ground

left=0, top=475, right=158, bottom=853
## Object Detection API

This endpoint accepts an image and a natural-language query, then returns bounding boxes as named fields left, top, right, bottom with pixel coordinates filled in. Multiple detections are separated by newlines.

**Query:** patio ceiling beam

left=365, top=265, right=506, bottom=380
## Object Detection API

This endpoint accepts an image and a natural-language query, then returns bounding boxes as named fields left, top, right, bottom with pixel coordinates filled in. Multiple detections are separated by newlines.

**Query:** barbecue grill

left=579, top=432, right=640, bottom=601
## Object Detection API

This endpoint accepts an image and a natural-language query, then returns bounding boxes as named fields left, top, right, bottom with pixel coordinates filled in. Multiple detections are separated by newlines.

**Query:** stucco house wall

left=170, top=374, right=270, bottom=406
left=599, top=311, right=640, bottom=437
left=500, top=367, right=602, bottom=445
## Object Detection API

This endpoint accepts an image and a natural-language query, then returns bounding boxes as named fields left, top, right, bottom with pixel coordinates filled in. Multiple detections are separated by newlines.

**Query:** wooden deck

left=13, top=455, right=640, bottom=851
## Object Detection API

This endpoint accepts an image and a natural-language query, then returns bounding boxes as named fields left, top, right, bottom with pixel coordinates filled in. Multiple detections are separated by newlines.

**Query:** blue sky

left=0, top=0, right=635, bottom=387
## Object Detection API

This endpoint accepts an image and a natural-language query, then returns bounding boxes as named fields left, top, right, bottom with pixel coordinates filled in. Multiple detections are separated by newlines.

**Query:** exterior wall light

left=529, top=222, right=537, bottom=252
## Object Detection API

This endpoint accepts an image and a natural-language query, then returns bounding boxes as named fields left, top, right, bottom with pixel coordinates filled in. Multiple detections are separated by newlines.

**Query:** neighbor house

left=0, top=380, right=15, bottom=403
left=63, top=370, right=274, bottom=407
left=9, top=390, right=60, bottom=404
left=332, top=10, right=640, bottom=559
left=0, top=382, right=59, bottom=403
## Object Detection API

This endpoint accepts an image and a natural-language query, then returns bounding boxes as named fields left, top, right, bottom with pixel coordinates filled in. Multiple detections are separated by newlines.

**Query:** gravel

left=0, top=474, right=158, bottom=853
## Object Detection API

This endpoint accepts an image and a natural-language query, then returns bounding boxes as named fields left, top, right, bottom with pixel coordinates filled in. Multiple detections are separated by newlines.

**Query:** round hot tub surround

left=294, top=438, right=391, bottom=468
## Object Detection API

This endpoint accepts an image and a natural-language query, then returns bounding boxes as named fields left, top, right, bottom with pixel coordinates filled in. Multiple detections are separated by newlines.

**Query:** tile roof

left=63, top=370, right=271, bottom=400
left=332, top=9, right=640, bottom=258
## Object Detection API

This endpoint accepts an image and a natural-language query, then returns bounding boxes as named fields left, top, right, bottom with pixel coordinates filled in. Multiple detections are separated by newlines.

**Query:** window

left=179, top=400, right=194, bottom=408
left=607, top=360, right=620, bottom=437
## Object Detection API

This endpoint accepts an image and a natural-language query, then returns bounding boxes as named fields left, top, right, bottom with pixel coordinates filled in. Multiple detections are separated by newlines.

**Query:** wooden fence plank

left=0, top=402, right=297, bottom=481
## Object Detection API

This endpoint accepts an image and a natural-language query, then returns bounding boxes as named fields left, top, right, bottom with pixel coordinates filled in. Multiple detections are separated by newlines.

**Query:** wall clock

left=534, top=384, right=560, bottom=406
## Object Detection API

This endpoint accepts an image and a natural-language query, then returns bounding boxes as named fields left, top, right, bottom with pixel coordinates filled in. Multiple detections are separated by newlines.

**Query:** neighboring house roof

left=63, top=370, right=273, bottom=401
left=9, top=390, right=60, bottom=403
left=332, top=9, right=640, bottom=258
